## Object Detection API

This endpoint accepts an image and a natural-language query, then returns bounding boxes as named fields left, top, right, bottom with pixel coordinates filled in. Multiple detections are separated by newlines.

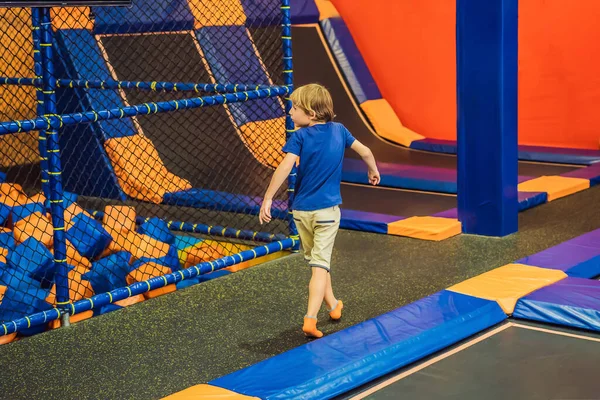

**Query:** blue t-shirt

left=282, top=122, right=356, bottom=211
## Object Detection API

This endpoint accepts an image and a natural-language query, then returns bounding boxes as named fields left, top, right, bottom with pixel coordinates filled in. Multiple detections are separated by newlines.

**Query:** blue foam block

left=0, top=285, right=52, bottom=333
left=173, top=235, right=203, bottom=251
left=93, top=0, right=194, bottom=34
left=8, top=237, right=55, bottom=288
left=210, top=291, right=506, bottom=400
left=195, top=26, right=284, bottom=126
left=0, top=229, right=14, bottom=252
left=517, top=228, right=600, bottom=278
left=0, top=202, right=9, bottom=226
left=66, top=213, right=113, bottom=259
left=513, top=277, right=600, bottom=331
left=83, top=251, right=133, bottom=294
left=340, top=209, right=400, bottom=234
left=320, top=18, right=382, bottom=104
left=130, top=245, right=181, bottom=274
left=53, top=29, right=128, bottom=200
left=11, top=203, right=45, bottom=224
left=138, top=217, right=175, bottom=245
left=0, top=171, right=5, bottom=183
left=44, top=191, right=78, bottom=212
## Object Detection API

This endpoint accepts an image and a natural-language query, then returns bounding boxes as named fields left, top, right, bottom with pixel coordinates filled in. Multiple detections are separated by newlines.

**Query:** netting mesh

left=0, top=0, right=291, bottom=339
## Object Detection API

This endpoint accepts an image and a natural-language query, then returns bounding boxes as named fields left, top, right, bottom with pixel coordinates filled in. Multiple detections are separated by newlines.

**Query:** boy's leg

left=306, top=206, right=341, bottom=319
left=293, top=210, right=314, bottom=265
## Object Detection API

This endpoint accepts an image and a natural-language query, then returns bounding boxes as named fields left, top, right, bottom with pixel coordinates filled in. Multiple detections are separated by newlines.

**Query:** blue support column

left=456, top=0, right=518, bottom=236
left=281, top=0, right=299, bottom=251
left=40, top=8, right=71, bottom=322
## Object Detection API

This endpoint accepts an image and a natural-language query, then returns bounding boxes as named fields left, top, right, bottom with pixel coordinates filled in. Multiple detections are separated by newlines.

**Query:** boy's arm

left=350, top=140, right=380, bottom=185
left=259, top=152, right=299, bottom=224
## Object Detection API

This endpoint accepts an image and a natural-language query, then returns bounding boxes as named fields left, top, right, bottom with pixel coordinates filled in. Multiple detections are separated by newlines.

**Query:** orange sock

left=329, top=300, right=343, bottom=320
left=303, top=316, right=323, bottom=338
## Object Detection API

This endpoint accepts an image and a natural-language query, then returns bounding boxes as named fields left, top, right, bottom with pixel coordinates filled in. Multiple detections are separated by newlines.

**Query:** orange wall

left=331, top=0, right=456, bottom=141
left=332, top=0, right=600, bottom=150
left=519, top=0, right=600, bottom=149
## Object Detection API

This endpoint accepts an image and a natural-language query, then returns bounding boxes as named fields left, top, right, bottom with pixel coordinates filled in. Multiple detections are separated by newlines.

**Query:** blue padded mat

left=513, top=277, right=600, bottom=332
left=210, top=291, right=506, bottom=400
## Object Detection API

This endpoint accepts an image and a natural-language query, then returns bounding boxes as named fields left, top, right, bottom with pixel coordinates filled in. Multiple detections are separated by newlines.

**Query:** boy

left=259, top=83, right=379, bottom=338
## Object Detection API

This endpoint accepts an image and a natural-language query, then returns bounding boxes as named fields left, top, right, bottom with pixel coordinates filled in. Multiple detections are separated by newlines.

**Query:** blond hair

left=290, top=83, right=335, bottom=122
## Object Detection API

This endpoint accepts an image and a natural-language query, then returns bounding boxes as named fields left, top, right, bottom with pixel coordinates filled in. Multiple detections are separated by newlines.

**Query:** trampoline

left=346, top=321, right=600, bottom=400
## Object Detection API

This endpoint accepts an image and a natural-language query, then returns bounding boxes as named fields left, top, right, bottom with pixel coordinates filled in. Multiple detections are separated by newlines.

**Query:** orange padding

left=188, top=0, right=246, bottom=28
left=518, top=176, right=590, bottom=201
left=103, top=205, right=136, bottom=233
left=13, top=212, right=53, bottom=246
left=104, top=135, right=192, bottom=204
left=360, top=99, right=425, bottom=147
left=49, top=310, right=94, bottom=330
left=239, top=117, right=286, bottom=169
left=162, top=384, right=259, bottom=400
left=315, top=0, right=340, bottom=20
left=387, top=216, right=461, bottom=241
left=447, top=263, right=567, bottom=314
left=0, top=332, right=17, bottom=345
left=114, top=294, right=145, bottom=308
left=51, top=7, right=93, bottom=30
left=126, top=262, right=176, bottom=299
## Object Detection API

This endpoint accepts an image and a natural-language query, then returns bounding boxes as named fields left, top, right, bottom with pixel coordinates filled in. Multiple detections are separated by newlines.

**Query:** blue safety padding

left=320, top=18, right=381, bottom=104
left=241, top=0, right=318, bottom=26
left=342, top=159, right=456, bottom=193
left=561, top=163, right=600, bottom=187
left=517, top=228, right=600, bottom=278
left=410, top=138, right=458, bottom=154
left=513, top=277, right=600, bottom=332
left=11, top=203, right=45, bottom=224
left=0, top=230, right=14, bottom=252
left=163, top=188, right=288, bottom=220
left=340, top=209, right=401, bottom=234
left=517, top=191, right=547, bottom=211
left=138, top=217, right=175, bottom=245
left=173, top=234, right=204, bottom=251
left=53, top=29, right=128, bottom=200
left=240, top=0, right=281, bottom=27
left=83, top=251, right=133, bottom=295
left=410, top=138, right=600, bottom=166
left=92, top=0, right=194, bottom=34
left=66, top=213, right=113, bottom=259
left=8, top=238, right=55, bottom=288
left=210, top=290, right=507, bottom=399
left=175, top=270, right=233, bottom=290
left=195, top=26, right=284, bottom=126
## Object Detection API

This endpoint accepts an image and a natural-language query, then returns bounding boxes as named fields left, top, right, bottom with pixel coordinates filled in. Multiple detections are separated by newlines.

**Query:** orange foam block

left=360, top=99, right=425, bottom=147
left=13, top=212, right=53, bottom=246
left=126, top=262, right=176, bottom=299
left=106, top=231, right=170, bottom=261
left=162, top=384, right=259, bottom=400
left=47, top=269, right=94, bottom=304
left=103, top=205, right=136, bottom=233
left=387, top=216, right=461, bottom=241
left=518, top=176, right=590, bottom=201
left=447, top=263, right=567, bottom=314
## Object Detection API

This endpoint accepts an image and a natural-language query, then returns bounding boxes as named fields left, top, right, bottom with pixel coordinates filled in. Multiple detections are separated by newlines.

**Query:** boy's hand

left=259, top=199, right=273, bottom=224
left=368, top=169, right=380, bottom=185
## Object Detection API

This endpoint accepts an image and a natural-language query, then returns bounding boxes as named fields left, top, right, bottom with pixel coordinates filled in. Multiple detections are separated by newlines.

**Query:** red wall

left=332, top=0, right=600, bottom=149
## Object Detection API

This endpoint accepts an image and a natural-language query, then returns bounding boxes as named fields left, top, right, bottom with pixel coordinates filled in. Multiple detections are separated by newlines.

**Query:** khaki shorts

left=293, top=205, right=341, bottom=272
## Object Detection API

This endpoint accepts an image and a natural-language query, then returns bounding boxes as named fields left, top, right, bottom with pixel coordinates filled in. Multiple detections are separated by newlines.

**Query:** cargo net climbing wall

left=0, top=0, right=294, bottom=342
